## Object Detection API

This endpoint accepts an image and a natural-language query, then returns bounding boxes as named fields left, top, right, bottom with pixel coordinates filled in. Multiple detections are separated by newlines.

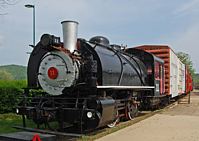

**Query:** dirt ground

left=96, top=91, right=199, bottom=141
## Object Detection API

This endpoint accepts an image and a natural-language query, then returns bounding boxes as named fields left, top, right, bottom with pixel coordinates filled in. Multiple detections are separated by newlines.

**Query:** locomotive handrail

left=97, top=86, right=154, bottom=89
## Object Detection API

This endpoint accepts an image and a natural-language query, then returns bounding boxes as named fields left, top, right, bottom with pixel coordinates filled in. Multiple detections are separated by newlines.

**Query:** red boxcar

left=185, top=66, right=193, bottom=93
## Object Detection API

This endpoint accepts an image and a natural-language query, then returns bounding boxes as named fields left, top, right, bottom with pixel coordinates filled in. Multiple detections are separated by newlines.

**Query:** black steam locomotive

left=17, top=21, right=166, bottom=132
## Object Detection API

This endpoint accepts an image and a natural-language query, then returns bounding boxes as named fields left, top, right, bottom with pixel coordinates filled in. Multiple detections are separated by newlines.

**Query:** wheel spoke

left=127, top=102, right=138, bottom=120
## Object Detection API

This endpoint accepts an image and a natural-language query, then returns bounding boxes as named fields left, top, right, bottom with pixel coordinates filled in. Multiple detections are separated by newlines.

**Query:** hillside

left=0, top=65, right=27, bottom=80
left=194, top=73, right=199, bottom=89
left=194, top=73, right=199, bottom=79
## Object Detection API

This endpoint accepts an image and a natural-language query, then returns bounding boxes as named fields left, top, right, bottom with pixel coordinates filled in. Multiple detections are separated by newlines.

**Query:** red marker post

left=32, top=134, right=41, bottom=141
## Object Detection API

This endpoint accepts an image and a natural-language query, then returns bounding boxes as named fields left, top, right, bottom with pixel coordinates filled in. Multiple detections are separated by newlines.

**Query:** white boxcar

left=170, top=50, right=179, bottom=98
left=182, top=64, right=185, bottom=93
left=178, top=60, right=186, bottom=94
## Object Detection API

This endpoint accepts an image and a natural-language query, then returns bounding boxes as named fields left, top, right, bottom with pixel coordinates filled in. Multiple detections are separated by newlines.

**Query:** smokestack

left=61, top=21, right=78, bottom=52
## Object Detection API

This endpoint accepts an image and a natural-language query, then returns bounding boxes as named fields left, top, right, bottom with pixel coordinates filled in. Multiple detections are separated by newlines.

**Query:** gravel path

left=96, top=92, right=199, bottom=141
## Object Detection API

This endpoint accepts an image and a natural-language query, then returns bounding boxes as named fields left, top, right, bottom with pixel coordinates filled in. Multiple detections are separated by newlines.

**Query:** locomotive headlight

left=16, top=108, right=19, bottom=114
left=87, top=111, right=93, bottom=118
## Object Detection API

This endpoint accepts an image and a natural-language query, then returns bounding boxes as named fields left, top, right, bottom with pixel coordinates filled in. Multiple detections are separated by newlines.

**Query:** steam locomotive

left=17, top=21, right=190, bottom=132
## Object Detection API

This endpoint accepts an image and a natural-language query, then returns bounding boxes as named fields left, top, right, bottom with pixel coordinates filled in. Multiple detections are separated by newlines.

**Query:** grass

left=0, top=113, right=35, bottom=134
left=0, top=80, right=26, bottom=89
left=0, top=113, right=22, bottom=133
left=0, top=113, right=61, bottom=134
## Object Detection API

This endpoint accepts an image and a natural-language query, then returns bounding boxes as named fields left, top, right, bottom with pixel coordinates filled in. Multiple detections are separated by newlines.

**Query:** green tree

left=0, top=70, right=14, bottom=80
left=176, top=52, right=195, bottom=76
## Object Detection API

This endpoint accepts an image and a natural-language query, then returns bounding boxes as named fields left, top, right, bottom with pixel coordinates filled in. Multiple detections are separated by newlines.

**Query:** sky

left=0, top=0, right=199, bottom=72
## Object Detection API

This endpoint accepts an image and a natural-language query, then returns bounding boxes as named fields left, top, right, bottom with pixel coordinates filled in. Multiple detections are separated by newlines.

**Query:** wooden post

left=188, top=92, right=191, bottom=104
left=22, top=115, right=26, bottom=127
left=22, top=88, right=29, bottom=127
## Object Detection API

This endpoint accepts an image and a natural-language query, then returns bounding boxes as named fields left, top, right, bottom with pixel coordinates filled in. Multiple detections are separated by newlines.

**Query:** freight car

left=186, top=67, right=193, bottom=93
left=134, top=45, right=193, bottom=98
left=17, top=21, right=192, bottom=132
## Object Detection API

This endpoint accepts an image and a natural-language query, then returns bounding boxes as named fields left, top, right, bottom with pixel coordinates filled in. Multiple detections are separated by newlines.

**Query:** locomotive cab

left=126, top=48, right=166, bottom=108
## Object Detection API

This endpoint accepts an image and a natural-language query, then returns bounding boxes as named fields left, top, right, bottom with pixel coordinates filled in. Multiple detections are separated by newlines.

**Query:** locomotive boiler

left=17, top=21, right=155, bottom=131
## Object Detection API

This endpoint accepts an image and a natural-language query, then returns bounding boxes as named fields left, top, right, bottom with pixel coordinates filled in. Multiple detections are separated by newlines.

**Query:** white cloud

left=174, top=0, right=199, bottom=15
left=170, top=23, right=199, bottom=72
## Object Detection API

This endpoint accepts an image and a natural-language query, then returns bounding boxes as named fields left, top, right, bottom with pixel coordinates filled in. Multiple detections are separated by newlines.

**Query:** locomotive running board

left=97, top=86, right=155, bottom=90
